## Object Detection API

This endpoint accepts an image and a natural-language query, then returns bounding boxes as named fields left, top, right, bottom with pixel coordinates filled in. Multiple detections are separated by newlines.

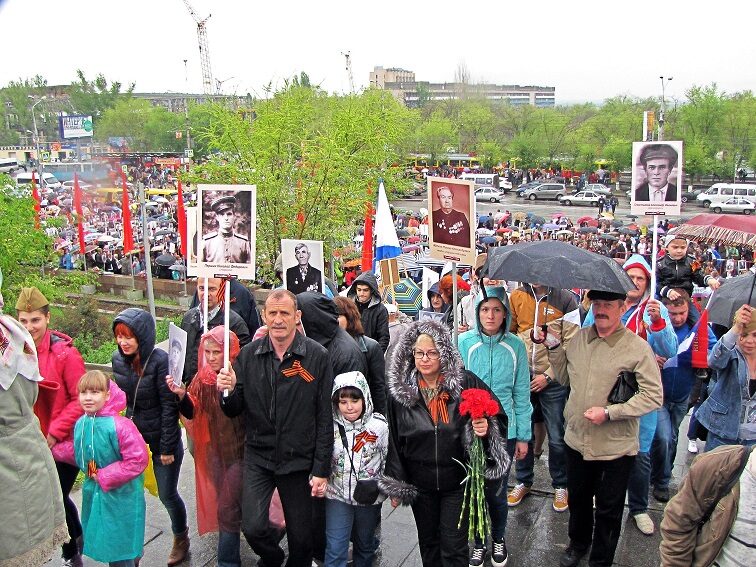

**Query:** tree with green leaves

left=68, top=70, right=134, bottom=118
left=188, top=86, right=413, bottom=279
left=96, top=98, right=185, bottom=151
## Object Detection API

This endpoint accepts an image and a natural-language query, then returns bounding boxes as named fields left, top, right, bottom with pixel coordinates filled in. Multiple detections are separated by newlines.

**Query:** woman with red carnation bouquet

left=379, top=319, right=510, bottom=566
left=458, top=285, right=532, bottom=567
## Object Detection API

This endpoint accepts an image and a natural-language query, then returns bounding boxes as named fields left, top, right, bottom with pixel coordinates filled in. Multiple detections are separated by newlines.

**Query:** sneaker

left=653, top=486, right=670, bottom=503
left=688, top=439, right=699, bottom=454
left=507, top=483, right=531, bottom=507
left=469, top=543, right=486, bottom=567
left=632, top=512, right=655, bottom=536
left=62, top=556, right=84, bottom=567
left=553, top=488, right=569, bottom=512
left=491, top=539, right=508, bottom=567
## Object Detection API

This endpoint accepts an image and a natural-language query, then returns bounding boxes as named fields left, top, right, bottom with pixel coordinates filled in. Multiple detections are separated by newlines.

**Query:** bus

left=409, top=153, right=482, bottom=171
left=40, top=161, right=113, bottom=183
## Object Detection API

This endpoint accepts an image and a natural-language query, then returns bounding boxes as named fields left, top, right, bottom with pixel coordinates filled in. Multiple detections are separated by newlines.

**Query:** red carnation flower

left=459, top=388, right=499, bottom=420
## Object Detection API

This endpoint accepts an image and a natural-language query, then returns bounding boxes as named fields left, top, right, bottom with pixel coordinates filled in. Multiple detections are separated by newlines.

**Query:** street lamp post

left=28, top=95, right=47, bottom=170
left=658, top=76, right=673, bottom=141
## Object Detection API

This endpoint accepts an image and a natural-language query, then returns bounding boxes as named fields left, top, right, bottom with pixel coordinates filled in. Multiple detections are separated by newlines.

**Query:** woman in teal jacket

left=457, top=285, right=532, bottom=567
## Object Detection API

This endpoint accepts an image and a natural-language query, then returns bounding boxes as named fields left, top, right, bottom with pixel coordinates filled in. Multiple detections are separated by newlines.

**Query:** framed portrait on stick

left=196, top=184, right=256, bottom=280
left=427, top=177, right=476, bottom=265
left=630, top=141, right=683, bottom=216
left=281, top=239, right=325, bottom=294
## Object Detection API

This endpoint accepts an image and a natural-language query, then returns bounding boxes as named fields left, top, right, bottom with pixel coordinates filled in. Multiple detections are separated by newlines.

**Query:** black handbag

left=607, top=370, right=639, bottom=405
left=337, top=424, right=380, bottom=506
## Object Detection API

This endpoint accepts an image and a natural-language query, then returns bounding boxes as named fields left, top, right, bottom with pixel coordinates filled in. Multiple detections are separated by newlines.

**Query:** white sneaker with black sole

left=491, top=539, right=508, bottom=567
left=469, top=544, right=486, bottom=567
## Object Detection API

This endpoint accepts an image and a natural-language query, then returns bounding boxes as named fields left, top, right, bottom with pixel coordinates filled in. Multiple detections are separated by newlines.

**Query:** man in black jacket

left=218, top=289, right=333, bottom=567
left=347, top=271, right=390, bottom=352
left=180, top=277, right=251, bottom=384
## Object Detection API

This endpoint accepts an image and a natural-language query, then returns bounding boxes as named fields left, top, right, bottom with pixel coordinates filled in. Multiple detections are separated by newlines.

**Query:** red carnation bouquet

left=457, top=388, right=499, bottom=541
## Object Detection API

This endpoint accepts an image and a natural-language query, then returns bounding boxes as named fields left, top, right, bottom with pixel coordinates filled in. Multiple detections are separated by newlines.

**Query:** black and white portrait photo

left=281, top=239, right=325, bottom=294
left=196, top=184, right=256, bottom=279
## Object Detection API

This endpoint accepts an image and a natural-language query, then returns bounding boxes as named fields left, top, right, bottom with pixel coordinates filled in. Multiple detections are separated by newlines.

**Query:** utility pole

left=658, top=76, right=673, bottom=141
left=28, top=95, right=47, bottom=169
left=342, top=51, right=355, bottom=94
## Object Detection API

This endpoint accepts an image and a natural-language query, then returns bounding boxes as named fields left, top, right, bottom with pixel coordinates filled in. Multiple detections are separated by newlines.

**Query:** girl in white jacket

left=325, top=371, right=388, bottom=567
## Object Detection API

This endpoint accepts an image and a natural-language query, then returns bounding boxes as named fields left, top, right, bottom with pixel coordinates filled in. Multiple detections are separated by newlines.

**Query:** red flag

left=176, top=178, right=187, bottom=256
left=73, top=174, right=86, bottom=255
left=691, top=308, right=709, bottom=369
left=31, top=171, right=41, bottom=229
left=361, top=202, right=374, bottom=273
left=121, top=171, right=133, bottom=254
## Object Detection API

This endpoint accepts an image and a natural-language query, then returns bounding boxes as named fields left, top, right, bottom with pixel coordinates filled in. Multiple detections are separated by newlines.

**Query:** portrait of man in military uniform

left=202, top=194, right=251, bottom=264
left=281, top=239, right=325, bottom=295
left=285, top=242, right=323, bottom=294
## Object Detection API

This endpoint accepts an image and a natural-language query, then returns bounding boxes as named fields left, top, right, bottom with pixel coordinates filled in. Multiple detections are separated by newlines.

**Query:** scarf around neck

left=0, top=314, right=43, bottom=390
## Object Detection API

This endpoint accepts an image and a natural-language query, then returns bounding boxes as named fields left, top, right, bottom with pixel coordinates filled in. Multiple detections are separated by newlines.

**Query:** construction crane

left=342, top=51, right=355, bottom=94
left=182, top=0, right=214, bottom=95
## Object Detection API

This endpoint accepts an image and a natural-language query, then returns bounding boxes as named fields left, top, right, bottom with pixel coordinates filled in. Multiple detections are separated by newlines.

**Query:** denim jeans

left=475, top=439, right=516, bottom=545
left=152, top=443, right=188, bottom=535
left=650, top=400, right=689, bottom=490
left=515, top=382, right=569, bottom=488
left=565, top=446, right=634, bottom=567
left=410, top=487, right=468, bottom=567
left=109, top=560, right=135, bottom=567
left=218, top=530, right=241, bottom=567
left=324, top=499, right=381, bottom=567
left=705, top=431, right=756, bottom=452
left=627, top=451, right=651, bottom=516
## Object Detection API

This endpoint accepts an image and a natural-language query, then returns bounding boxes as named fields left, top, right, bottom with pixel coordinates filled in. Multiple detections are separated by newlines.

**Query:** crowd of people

left=2, top=215, right=755, bottom=567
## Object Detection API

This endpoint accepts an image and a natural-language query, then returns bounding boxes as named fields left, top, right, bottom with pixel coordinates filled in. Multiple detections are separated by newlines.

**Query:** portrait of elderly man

left=635, top=144, right=679, bottom=202
left=431, top=184, right=471, bottom=248
left=285, top=242, right=323, bottom=294
left=203, top=194, right=251, bottom=264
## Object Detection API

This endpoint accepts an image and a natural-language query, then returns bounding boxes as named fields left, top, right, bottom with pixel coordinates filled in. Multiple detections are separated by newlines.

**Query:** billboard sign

left=58, top=115, right=94, bottom=139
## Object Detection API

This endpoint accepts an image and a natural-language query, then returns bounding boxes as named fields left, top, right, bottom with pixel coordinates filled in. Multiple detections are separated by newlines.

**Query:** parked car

left=475, top=187, right=505, bottom=203
left=521, top=183, right=567, bottom=201
left=711, top=197, right=756, bottom=215
left=61, top=180, right=93, bottom=190
left=516, top=181, right=541, bottom=197
left=681, top=188, right=701, bottom=203
left=559, top=191, right=604, bottom=206
left=583, top=183, right=612, bottom=196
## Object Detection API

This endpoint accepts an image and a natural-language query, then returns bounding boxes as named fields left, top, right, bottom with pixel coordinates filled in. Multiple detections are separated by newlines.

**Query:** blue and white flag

left=374, top=180, right=401, bottom=262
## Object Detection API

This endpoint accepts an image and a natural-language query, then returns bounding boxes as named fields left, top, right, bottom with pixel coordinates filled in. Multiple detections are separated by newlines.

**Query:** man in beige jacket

left=546, top=289, right=663, bottom=567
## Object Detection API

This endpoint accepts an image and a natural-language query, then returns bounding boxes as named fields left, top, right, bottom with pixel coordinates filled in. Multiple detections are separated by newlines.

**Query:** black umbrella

left=154, top=254, right=176, bottom=267
left=599, top=234, right=618, bottom=241
left=154, top=229, right=175, bottom=237
left=618, top=227, right=639, bottom=235
left=578, top=226, right=598, bottom=234
left=397, top=228, right=410, bottom=237
left=484, top=240, right=635, bottom=293
left=706, top=272, right=756, bottom=327
left=611, top=219, right=624, bottom=227
left=530, top=215, right=546, bottom=226
left=480, top=236, right=497, bottom=245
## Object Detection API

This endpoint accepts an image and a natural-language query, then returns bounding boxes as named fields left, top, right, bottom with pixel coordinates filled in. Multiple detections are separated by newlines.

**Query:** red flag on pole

left=177, top=178, right=187, bottom=256
left=120, top=170, right=133, bottom=254
left=361, top=202, right=374, bottom=273
left=73, top=173, right=86, bottom=255
left=31, top=171, right=41, bottom=229
left=691, top=308, right=709, bottom=369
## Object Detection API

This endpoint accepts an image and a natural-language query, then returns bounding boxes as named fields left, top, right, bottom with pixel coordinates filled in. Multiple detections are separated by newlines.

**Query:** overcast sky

left=1, top=0, right=753, bottom=105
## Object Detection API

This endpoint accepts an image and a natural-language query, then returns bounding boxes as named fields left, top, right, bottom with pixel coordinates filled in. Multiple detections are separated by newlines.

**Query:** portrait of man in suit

left=285, top=242, right=323, bottom=294
left=635, top=144, right=679, bottom=202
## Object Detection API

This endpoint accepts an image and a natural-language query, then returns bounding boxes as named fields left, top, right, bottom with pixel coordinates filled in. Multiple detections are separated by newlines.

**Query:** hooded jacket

left=298, top=292, right=386, bottom=412
left=72, top=381, right=148, bottom=563
left=347, top=271, right=390, bottom=352
left=111, top=308, right=180, bottom=456
left=33, top=328, right=86, bottom=443
left=379, top=320, right=510, bottom=504
left=458, top=287, right=533, bottom=442
left=327, top=371, right=388, bottom=506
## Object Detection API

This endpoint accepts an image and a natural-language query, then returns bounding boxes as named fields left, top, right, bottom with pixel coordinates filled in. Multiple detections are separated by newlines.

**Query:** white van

left=0, top=157, right=22, bottom=174
left=461, top=173, right=513, bottom=193
left=696, top=183, right=756, bottom=207
left=15, top=171, right=62, bottom=190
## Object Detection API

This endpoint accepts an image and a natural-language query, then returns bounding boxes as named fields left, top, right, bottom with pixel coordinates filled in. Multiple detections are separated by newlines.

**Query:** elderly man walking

left=545, top=289, right=663, bottom=567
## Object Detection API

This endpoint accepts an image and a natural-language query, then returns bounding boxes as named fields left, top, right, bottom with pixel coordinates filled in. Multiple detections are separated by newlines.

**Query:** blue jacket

left=697, top=332, right=750, bottom=441
left=661, top=318, right=717, bottom=404
left=458, top=286, right=533, bottom=442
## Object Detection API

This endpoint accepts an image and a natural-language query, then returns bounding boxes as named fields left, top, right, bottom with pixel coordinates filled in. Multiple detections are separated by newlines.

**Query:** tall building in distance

left=369, top=66, right=555, bottom=108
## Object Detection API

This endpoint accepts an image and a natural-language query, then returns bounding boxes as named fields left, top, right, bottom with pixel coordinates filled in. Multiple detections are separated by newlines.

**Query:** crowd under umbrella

left=579, top=226, right=598, bottom=234
left=611, top=219, right=624, bottom=227
left=530, top=215, right=546, bottom=226
left=484, top=240, right=636, bottom=294
left=599, top=234, right=619, bottom=241
left=154, top=253, right=177, bottom=267
left=618, top=227, right=639, bottom=236
left=706, top=271, right=756, bottom=327
left=480, top=236, right=497, bottom=245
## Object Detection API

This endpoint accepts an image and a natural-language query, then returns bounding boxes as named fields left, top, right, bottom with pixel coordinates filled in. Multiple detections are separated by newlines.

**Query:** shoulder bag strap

left=337, top=423, right=358, bottom=476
